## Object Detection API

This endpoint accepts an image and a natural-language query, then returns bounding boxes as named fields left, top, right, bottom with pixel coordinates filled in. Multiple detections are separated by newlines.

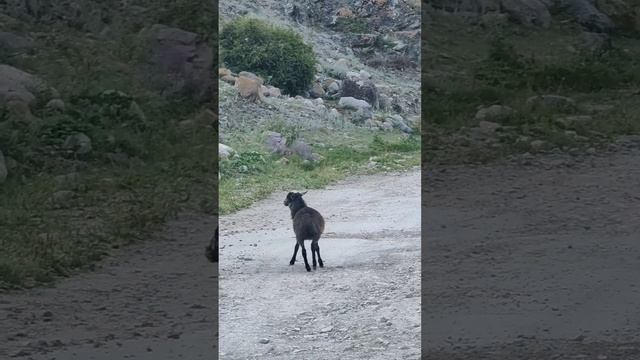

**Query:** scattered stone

left=235, top=75, right=264, bottom=102
left=530, top=139, right=547, bottom=152
left=477, top=120, right=502, bottom=134
left=309, top=83, right=325, bottom=98
left=259, top=338, right=270, bottom=344
left=338, top=97, right=371, bottom=111
left=263, top=85, right=281, bottom=97
left=221, top=75, right=237, bottom=84
left=354, top=107, right=373, bottom=123
left=501, top=0, right=551, bottom=28
left=341, top=77, right=379, bottom=108
left=138, top=24, right=213, bottom=102
left=265, top=132, right=289, bottom=155
left=388, top=114, right=414, bottom=134
left=474, top=105, right=513, bottom=122
left=45, top=98, right=65, bottom=112
left=219, top=143, right=235, bottom=159
left=63, top=133, right=92, bottom=155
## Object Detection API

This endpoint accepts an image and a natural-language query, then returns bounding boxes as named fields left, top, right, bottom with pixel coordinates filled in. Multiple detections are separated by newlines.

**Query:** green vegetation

left=332, top=17, right=370, bottom=34
left=219, top=124, right=420, bottom=214
left=424, top=16, right=640, bottom=162
left=0, top=2, right=216, bottom=288
left=220, top=18, right=316, bottom=95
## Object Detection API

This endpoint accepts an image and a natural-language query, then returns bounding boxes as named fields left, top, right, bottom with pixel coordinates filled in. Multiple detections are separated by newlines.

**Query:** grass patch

left=219, top=130, right=420, bottom=214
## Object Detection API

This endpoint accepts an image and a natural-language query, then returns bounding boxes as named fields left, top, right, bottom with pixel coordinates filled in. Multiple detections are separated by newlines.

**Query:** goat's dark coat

left=205, top=226, right=218, bottom=262
left=284, top=192, right=325, bottom=272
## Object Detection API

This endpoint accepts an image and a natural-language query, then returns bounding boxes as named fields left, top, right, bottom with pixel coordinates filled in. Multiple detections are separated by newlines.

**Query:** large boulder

left=0, top=64, right=59, bottom=116
left=501, top=0, right=551, bottom=27
left=138, top=24, right=213, bottom=102
left=340, top=76, right=379, bottom=109
left=558, top=0, right=614, bottom=33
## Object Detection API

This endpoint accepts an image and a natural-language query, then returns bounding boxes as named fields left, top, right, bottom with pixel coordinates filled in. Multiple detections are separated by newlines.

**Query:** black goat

left=284, top=191, right=325, bottom=272
left=205, top=226, right=219, bottom=262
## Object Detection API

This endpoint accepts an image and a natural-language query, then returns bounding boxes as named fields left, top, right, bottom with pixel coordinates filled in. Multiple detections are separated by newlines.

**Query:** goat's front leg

left=289, top=243, right=299, bottom=265
left=299, top=241, right=311, bottom=272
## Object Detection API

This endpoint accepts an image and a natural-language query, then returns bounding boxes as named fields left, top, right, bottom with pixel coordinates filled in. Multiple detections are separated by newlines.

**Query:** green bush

left=475, top=37, right=640, bottom=92
left=220, top=18, right=316, bottom=95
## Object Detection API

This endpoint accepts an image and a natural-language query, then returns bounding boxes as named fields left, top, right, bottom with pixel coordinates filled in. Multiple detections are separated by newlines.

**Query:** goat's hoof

left=289, top=261, right=295, bottom=265
left=305, top=267, right=311, bottom=272
left=319, top=263, right=324, bottom=268
left=313, top=264, right=317, bottom=269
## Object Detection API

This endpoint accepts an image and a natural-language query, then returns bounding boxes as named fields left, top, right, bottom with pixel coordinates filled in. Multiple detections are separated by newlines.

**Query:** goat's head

left=284, top=191, right=307, bottom=206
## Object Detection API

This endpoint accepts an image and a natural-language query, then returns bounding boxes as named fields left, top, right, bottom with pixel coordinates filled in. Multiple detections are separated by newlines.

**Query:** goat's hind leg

left=289, top=243, right=299, bottom=265
left=311, top=240, right=317, bottom=269
left=314, top=240, right=324, bottom=268
left=299, top=240, right=311, bottom=272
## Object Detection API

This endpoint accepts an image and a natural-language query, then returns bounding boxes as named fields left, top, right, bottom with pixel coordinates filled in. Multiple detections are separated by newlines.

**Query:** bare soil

left=423, top=137, right=640, bottom=359
left=0, top=214, right=218, bottom=359
left=218, top=170, right=422, bottom=359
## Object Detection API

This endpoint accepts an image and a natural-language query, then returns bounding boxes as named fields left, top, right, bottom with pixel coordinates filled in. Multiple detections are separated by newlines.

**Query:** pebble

left=259, top=338, right=270, bottom=344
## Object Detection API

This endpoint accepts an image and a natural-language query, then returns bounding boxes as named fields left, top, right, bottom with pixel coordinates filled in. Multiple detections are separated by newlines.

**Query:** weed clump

left=220, top=18, right=316, bottom=95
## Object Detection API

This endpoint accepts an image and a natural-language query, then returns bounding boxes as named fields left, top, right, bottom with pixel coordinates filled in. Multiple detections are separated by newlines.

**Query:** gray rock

left=292, top=140, right=316, bottom=161
left=387, top=114, right=414, bottom=134
left=501, top=0, right=551, bottom=27
left=338, top=97, right=372, bottom=111
left=265, top=132, right=288, bottom=155
left=219, top=143, right=235, bottom=159
left=138, top=24, right=213, bottom=102
left=354, top=107, right=373, bottom=123
left=474, top=105, right=514, bottom=122
left=340, top=77, right=379, bottom=108
left=63, top=133, right=92, bottom=155
left=0, top=64, right=55, bottom=109
left=46, top=98, right=65, bottom=112
left=530, top=139, right=547, bottom=152
left=309, top=83, right=325, bottom=98
left=558, top=0, right=614, bottom=33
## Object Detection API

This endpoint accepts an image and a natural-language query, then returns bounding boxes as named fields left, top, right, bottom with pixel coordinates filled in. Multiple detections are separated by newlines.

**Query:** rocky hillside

left=218, top=0, right=422, bottom=213
left=424, top=0, right=640, bottom=165
left=0, top=1, right=216, bottom=287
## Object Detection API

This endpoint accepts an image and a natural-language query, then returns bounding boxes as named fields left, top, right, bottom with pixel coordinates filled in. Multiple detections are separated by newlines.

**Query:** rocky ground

left=423, top=136, right=640, bottom=359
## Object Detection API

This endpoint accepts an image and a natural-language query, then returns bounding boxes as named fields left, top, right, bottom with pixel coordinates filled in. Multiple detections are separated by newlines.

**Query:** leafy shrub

left=220, top=18, right=316, bottom=95
left=333, top=17, right=369, bottom=34
left=475, top=37, right=640, bottom=92
left=220, top=151, right=268, bottom=176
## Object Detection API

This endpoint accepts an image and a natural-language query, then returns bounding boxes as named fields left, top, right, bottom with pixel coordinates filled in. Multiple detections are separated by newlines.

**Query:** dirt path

left=218, top=170, right=421, bottom=359
left=423, top=137, right=640, bottom=359
left=0, top=214, right=218, bottom=359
